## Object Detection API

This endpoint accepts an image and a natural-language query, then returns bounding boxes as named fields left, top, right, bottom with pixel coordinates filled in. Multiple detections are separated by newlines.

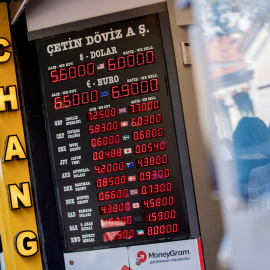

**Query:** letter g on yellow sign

left=14, top=231, right=39, bottom=257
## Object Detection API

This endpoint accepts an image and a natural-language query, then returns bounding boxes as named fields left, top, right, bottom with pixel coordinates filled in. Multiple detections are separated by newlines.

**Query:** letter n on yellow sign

left=8, top=182, right=32, bottom=210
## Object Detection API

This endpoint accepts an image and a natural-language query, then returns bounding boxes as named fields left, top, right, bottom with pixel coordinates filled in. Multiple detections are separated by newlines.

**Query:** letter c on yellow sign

left=14, top=231, right=39, bottom=257
left=0, top=37, right=11, bottom=63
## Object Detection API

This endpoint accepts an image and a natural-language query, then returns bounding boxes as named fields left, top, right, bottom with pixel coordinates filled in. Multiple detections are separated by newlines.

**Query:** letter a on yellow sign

left=2, top=135, right=27, bottom=162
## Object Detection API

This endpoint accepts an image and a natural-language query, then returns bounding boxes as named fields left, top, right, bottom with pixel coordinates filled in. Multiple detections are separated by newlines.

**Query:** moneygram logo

left=149, top=249, right=190, bottom=259
left=136, top=251, right=147, bottom=263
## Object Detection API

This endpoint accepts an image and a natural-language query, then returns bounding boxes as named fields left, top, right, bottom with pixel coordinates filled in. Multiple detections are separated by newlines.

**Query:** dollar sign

left=80, top=54, right=84, bottom=61
left=87, top=80, right=91, bottom=88
left=139, top=24, right=146, bottom=36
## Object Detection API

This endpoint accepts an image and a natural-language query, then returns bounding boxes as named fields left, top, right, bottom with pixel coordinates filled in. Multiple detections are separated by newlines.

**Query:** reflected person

left=248, top=121, right=270, bottom=212
left=233, top=117, right=270, bottom=201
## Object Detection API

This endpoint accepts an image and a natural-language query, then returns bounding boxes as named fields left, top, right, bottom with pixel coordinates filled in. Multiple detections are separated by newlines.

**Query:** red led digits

left=136, top=155, right=168, bottom=168
left=140, top=182, right=172, bottom=195
left=88, top=121, right=119, bottom=134
left=146, top=224, right=178, bottom=236
left=138, top=169, right=170, bottom=182
left=99, top=202, right=131, bottom=215
left=50, top=70, right=58, bottom=82
left=135, top=141, right=166, bottom=155
left=49, top=63, right=95, bottom=83
left=144, top=210, right=176, bottom=223
left=111, top=79, right=158, bottom=99
left=98, top=189, right=129, bottom=201
left=130, top=114, right=162, bottom=127
left=132, top=127, right=164, bottom=141
left=53, top=90, right=98, bottom=109
left=129, top=100, right=160, bottom=114
left=90, top=135, right=121, bottom=148
left=87, top=108, right=117, bottom=121
left=103, top=229, right=135, bottom=242
left=96, top=175, right=127, bottom=188
left=142, top=196, right=174, bottom=209
left=101, top=216, right=133, bottom=229
left=146, top=50, right=155, bottom=63
left=137, top=52, right=145, bottom=65
left=92, top=148, right=123, bottom=161
left=127, top=54, right=135, bottom=67
left=107, top=50, right=155, bottom=72
left=94, top=162, right=125, bottom=174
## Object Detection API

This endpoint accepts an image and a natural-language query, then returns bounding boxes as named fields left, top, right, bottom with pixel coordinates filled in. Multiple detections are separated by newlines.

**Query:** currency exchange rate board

left=37, top=14, right=190, bottom=252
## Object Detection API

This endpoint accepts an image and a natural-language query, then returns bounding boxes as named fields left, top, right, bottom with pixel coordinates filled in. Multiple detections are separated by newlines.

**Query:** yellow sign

left=0, top=3, right=43, bottom=269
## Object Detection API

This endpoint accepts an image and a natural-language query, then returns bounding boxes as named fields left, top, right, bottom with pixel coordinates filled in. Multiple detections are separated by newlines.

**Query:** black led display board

left=37, top=13, right=191, bottom=252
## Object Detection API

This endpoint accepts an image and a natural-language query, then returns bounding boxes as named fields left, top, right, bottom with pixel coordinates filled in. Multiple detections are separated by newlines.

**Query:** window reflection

left=199, top=0, right=270, bottom=208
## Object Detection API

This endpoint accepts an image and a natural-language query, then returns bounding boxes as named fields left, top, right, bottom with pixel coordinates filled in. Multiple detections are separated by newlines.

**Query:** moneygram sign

left=130, top=239, right=204, bottom=270
left=136, top=248, right=191, bottom=264
left=149, top=249, right=190, bottom=259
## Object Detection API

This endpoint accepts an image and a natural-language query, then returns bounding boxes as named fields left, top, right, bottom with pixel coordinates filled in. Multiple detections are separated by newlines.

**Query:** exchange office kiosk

left=13, top=3, right=204, bottom=270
